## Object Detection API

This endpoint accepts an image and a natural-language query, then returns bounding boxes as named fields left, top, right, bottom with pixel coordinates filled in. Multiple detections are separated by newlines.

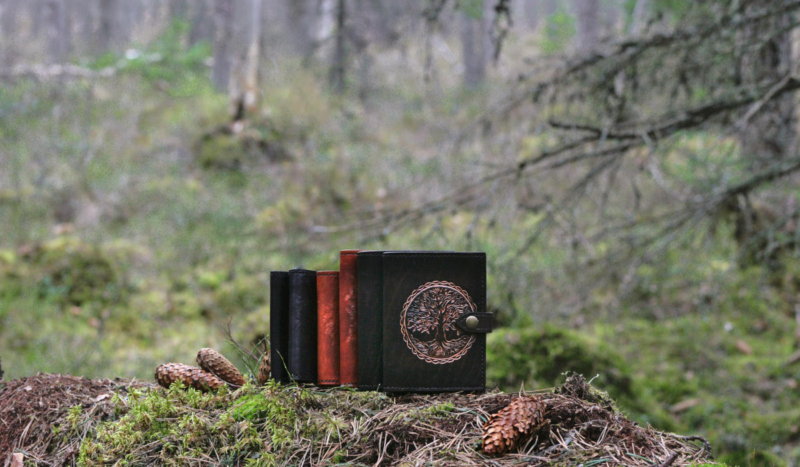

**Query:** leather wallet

left=270, top=271, right=291, bottom=384
left=339, top=250, right=360, bottom=386
left=381, top=252, right=491, bottom=392
left=316, top=271, right=340, bottom=386
left=288, top=268, right=317, bottom=383
left=357, top=251, right=383, bottom=390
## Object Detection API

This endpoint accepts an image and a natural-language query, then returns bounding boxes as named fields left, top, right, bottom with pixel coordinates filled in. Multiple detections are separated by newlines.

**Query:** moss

left=719, top=448, right=788, bottom=467
left=78, top=383, right=243, bottom=465
left=487, top=325, right=633, bottom=400
left=31, top=237, right=124, bottom=306
left=194, top=127, right=291, bottom=173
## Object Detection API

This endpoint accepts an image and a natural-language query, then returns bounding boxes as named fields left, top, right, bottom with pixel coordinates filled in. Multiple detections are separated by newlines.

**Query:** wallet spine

left=339, top=250, right=361, bottom=386
left=288, top=268, right=317, bottom=383
left=316, top=271, right=340, bottom=386
left=357, top=251, right=383, bottom=390
left=269, top=271, right=290, bottom=384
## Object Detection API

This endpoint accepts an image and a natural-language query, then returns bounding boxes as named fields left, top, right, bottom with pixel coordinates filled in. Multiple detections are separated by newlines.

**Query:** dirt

left=0, top=373, right=151, bottom=466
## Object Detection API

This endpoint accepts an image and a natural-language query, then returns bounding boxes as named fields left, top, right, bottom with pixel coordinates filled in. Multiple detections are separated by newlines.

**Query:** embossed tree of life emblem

left=400, top=281, right=477, bottom=364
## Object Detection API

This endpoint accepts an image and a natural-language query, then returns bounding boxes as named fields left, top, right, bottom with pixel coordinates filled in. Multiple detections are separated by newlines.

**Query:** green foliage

left=541, top=8, right=576, bottom=55
left=459, top=0, right=484, bottom=19
left=85, top=19, right=212, bottom=96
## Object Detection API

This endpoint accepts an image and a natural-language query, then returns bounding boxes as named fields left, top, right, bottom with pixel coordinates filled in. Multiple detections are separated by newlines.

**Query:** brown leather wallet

left=339, top=250, right=361, bottom=386
left=317, top=271, right=340, bottom=386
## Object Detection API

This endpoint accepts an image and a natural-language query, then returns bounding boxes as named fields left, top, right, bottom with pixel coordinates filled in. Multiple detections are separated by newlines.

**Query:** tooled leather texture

left=339, top=250, right=361, bottom=386
left=381, top=252, right=487, bottom=393
left=288, top=269, right=317, bottom=383
left=270, top=271, right=290, bottom=384
left=357, top=251, right=383, bottom=391
left=316, top=271, right=340, bottom=386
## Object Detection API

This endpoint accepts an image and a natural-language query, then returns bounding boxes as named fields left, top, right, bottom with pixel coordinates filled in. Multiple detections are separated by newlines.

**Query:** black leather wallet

left=381, top=252, right=491, bottom=392
left=270, top=271, right=291, bottom=384
left=288, top=268, right=317, bottom=383
left=357, top=251, right=384, bottom=390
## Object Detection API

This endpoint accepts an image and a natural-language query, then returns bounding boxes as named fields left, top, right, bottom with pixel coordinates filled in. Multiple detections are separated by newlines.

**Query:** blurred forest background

left=1, top=0, right=800, bottom=464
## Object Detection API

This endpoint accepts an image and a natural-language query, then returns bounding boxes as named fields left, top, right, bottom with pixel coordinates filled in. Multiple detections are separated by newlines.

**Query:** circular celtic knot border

left=400, top=280, right=477, bottom=365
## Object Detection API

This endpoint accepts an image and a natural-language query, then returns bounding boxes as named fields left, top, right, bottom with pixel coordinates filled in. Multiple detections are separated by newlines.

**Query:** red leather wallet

left=339, top=250, right=361, bottom=386
left=317, top=271, right=340, bottom=386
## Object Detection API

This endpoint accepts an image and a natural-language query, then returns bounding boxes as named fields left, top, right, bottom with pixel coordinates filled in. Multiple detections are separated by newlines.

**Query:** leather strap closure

left=455, top=312, right=493, bottom=333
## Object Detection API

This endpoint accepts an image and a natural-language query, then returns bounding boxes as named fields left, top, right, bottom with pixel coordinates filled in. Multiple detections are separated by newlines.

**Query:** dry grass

left=0, top=373, right=714, bottom=466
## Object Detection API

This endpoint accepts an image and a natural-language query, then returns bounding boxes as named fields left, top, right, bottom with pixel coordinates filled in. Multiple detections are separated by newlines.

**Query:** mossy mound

left=487, top=325, right=633, bottom=400
left=3, top=237, right=129, bottom=307
left=0, top=373, right=717, bottom=466
left=194, top=125, right=292, bottom=172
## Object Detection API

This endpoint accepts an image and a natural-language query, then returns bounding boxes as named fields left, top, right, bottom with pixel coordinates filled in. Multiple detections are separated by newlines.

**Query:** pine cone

left=196, top=348, right=246, bottom=387
left=154, top=363, right=225, bottom=392
left=482, top=396, right=546, bottom=455
left=257, top=352, right=271, bottom=386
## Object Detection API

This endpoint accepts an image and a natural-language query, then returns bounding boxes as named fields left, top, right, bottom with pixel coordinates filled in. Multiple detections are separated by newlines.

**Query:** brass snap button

left=465, top=315, right=479, bottom=330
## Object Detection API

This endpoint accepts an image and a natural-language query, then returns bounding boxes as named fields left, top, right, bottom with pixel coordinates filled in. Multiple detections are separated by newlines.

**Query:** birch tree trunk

left=629, top=0, right=649, bottom=35
left=243, top=0, right=262, bottom=115
left=460, top=8, right=485, bottom=87
left=78, top=0, right=96, bottom=55
left=30, top=0, right=44, bottom=36
left=601, top=0, right=622, bottom=38
left=44, top=0, right=69, bottom=63
left=212, top=0, right=234, bottom=92
left=0, top=0, right=8, bottom=65
left=575, top=0, right=599, bottom=52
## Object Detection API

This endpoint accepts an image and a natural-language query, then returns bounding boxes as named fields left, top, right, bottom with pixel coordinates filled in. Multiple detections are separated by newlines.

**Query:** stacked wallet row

left=270, top=250, right=493, bottom=393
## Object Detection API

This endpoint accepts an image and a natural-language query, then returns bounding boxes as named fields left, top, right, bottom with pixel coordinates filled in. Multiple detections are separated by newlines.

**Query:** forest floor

left=0, top=373, right=717, bottom=467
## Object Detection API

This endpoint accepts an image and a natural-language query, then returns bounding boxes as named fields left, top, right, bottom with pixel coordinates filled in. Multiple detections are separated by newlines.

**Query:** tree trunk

left=78, top=0, right=96, bottom=56
left=601, top=0, right=622, bottom=39
left=460, top=9, right=485, bottom=87
left=243, top=0, right=262, bottom=115
left=0, top=0, right=5, bottom=47
left=575, top=0, right=599, bottom=52
left=30, top=0, right=44, bottom=36
left=520, top=0, right=539, bottom=30
left=738, top=0, right=796, bottom=169
left=287, top=0, right=316, bottom=56
left=0, top=0, right=10, bottom=65
left=434, top=311, right=446, bottom=351
left=329, top=0, right=346, bottom=93
left=212, top=0, right=234, bottom=92
left=44, top=0, right=69, bottom=63
left=358, top=52, right=372, bottom=103
left=97, top=0, right=122, bottom=54
left=169, top=0, right=189, bottom=20
left=629, top=0, right=649, bottom=35
left=543, top=0, right=558, bottom=18
left=190, top=0, right=215, bottom=46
